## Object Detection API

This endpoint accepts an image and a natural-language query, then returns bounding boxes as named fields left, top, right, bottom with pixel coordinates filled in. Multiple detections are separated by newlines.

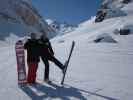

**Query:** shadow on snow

left=19, top=82, right=119, bottom=100
left=19, top=82, right=87, bottom=100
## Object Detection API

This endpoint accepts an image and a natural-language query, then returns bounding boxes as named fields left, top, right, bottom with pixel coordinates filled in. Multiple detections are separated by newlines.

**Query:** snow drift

left=93, top=33, right=117, bottom=43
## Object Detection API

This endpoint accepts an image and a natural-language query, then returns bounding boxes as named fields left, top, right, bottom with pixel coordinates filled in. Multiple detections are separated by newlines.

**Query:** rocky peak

left=95, top=0, right=133, bottom=22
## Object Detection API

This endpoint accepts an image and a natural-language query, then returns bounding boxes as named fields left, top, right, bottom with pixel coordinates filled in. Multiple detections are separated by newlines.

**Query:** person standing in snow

left=24, top=33, right=40, bottom=84
left=38, top=34, right=65, bottom=83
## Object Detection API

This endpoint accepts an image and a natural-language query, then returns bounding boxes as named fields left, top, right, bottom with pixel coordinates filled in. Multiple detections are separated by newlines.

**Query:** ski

left=61, top=41, right=75, bottom=85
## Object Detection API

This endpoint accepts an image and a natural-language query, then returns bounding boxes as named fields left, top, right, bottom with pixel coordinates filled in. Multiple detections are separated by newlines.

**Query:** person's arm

left=24, top=40, right=29, bottom=49
left=46, top=38, right=54, bottom=55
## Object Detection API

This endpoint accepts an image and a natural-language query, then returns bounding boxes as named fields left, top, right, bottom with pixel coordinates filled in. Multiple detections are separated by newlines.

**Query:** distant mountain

left=46, top=19, right=77, bottom=36
left=0, top=0, right=54, bottom=43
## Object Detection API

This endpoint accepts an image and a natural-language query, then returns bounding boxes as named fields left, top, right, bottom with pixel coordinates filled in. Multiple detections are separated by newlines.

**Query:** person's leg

left=27, top=62, right=38, bottom=83
left=27, top=63, right=33, bottom=83
left=48, top=55, right=64, bottom=70
left=41, top=57, right=49, bottom=81
left=32, top=63, right=38, bottom=83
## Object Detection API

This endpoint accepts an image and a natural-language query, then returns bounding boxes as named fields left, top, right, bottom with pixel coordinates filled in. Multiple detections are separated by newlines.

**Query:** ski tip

left=72, top=41, right=76, bottom=46
left=72, top=40, right=75, bottom=43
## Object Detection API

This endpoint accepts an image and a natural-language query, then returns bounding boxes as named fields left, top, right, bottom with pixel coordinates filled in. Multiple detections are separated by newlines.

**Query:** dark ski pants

left=27, top=62, right=38, bottom=83
left=41, top=55, right=64, bottom=80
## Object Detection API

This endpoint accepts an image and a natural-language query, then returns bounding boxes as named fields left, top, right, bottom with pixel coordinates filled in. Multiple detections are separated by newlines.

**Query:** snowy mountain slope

left=52, top=15, right=133, bottom=43
left=0, top=31, right=133, bottom=100
left=95, top=0, right=133, bottom=22
left=52, top=1, right=133, bottom=42
left=0, top=0, right=54, bottom=45
left=0, top=0, right=133, bottom=100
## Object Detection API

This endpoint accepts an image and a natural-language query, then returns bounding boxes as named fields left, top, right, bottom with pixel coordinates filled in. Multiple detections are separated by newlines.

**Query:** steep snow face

left=95, top=0, right=133, bottom=22
left=53, top=14, right=133, bottom=44
left=53, top=0, right=133, bottom=43
left=0, top=0, right=54, bottom=44
left=105, top=0, right=133, bottom=16
left=46, top=19, right=77, bottom=36
left=52, top=0, right=133, bottom=44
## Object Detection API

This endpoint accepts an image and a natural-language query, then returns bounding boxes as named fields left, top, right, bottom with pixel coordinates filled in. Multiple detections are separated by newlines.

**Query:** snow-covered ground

left=0, top=17, right=133, bottom=100
left=0, top=33, right=133, bottom=100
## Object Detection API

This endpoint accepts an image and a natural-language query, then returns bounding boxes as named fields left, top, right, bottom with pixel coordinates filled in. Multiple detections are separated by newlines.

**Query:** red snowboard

left=15, top=40, right=26, bottom=84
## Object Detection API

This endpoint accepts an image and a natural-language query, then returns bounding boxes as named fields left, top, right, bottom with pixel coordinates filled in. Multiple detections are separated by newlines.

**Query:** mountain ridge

left=0, top=0, right=54, bottom=44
